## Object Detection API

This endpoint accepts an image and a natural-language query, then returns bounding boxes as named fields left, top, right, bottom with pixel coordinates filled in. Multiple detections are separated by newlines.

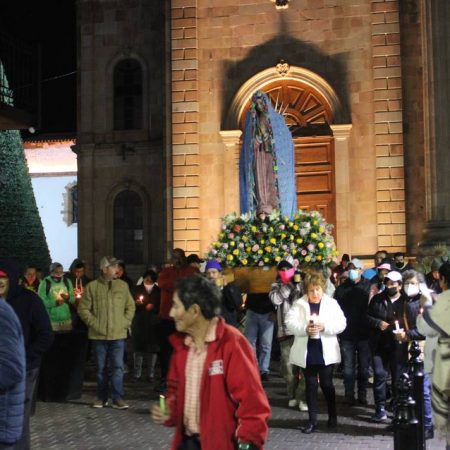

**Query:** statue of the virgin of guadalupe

left=239, top=90, right=297, bottom=219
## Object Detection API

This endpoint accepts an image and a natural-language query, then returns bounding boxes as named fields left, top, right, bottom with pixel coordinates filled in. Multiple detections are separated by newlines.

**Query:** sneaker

left=371, top=408, right=388, bottom=423
left=92, top=399, right=108, bottom=408
left=288, top=399, right=298, bottom=408
left=298, top=401, right=309, bottom=412
left=112, top=399, right=129, bottom=410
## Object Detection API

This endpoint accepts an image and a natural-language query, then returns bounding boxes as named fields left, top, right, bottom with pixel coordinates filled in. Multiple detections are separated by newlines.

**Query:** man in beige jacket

left=78, top=256, right=135, bottom=409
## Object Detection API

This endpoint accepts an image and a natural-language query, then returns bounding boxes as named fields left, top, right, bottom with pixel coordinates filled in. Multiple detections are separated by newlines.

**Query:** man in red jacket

left=157, top=249, right=198, bottom=392
left=151, top=274, right=271, bottom=450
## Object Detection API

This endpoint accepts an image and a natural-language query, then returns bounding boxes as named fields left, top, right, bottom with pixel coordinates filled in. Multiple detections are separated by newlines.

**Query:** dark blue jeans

left=340, top=339, right=370, bottom=398
left=93, top=339, right=125, bottom=402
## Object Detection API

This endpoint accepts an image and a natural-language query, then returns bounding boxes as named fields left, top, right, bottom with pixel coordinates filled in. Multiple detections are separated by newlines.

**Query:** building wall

left=76, top=0, right=167, bottom=277
left=24, top=140, right=77, bottom=270
left=170, top=0, right=407, bottom=257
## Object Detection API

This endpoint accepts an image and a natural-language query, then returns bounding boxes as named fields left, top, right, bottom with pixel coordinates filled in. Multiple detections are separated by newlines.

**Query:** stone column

left=421, top=0, right=450, bottom=245
left=219, top=130, right=242, bottom=215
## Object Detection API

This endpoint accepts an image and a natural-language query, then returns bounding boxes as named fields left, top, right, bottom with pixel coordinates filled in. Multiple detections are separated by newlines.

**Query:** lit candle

left=159, top=395, right=166, bottom=415
left=419, top=307, right=424, bottom=315
left=395, top=320, right=400, bottom=331
left=311, top=314, right=318, bottom=324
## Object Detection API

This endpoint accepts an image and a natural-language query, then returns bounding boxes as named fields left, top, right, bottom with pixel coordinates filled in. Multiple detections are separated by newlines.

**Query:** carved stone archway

left=220, top=64, right=353, bottom=251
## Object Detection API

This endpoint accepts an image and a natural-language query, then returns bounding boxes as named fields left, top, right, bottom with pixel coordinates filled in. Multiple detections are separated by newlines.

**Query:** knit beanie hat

left=205, top=260, right=222, bottom=272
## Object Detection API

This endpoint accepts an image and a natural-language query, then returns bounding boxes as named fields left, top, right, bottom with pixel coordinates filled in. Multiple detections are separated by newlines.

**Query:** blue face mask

left=348, top=269, right=359, bottom=282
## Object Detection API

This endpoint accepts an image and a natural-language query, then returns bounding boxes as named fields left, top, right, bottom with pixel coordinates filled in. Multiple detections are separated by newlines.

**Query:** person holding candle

left=269, top=257, right=307, bottom=411
left=131, top=269, right=160, bottom=382
left=151, top=274, right=270, bottom=450
left=286, top=271, right=346, bottom=433
left=366, top=270, right=412, bottom=422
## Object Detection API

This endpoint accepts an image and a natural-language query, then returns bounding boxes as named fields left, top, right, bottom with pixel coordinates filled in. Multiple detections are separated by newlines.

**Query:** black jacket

left=0, top=258, right=54, bottom=371
left=366, top=290, right=423, bottom=353
left=220, top=284, right=242, bottom=327
left=334, top=277, right=370, bottom=341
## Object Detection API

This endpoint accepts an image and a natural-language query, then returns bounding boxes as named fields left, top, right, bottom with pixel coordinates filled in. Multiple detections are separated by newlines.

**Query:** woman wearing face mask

left=286, top=271, right=346, bottom=433
left=131, top=270, right=160, bottom=382
left=269, top=258, right=307, bottom=411
left=366, top=270, right=423, bottom=422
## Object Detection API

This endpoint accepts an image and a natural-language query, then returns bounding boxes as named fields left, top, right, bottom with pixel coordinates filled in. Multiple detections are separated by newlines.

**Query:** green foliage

left=0, top=129, right=51, bottom=272
left=416, top=244, right=450, bottom=274
left=207, top=209, right=337, bottom=268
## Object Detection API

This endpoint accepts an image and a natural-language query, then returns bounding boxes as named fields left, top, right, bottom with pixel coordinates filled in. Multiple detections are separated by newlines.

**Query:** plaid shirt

left=183, top=318, right=218, bottom=436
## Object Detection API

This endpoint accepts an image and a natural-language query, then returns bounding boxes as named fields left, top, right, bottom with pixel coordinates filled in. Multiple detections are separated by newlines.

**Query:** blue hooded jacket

left=0, top=299, right=26, bottom=444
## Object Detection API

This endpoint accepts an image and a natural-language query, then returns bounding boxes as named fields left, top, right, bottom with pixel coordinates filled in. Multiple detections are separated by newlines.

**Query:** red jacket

left=158, top=265, right=198, bottom=320
left=165, top=318, right=271, bottom=450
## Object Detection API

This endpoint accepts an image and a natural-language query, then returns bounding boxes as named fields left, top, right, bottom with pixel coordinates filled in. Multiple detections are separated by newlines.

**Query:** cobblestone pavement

left=31, top=365, right=446, bottom=450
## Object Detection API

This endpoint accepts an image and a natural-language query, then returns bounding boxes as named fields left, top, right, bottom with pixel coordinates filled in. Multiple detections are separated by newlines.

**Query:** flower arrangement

left=207, top=209, right=338, bottom=268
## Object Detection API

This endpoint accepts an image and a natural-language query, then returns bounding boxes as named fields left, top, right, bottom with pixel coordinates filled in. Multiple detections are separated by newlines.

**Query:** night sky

left=1, top=0, right=77, bottom=135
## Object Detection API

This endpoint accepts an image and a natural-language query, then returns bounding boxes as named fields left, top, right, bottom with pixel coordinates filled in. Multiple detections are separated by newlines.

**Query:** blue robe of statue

left=239, top=91, right=297, bottom=219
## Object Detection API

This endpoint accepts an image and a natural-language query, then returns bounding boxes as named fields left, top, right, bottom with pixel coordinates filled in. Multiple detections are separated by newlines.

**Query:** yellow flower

left=269, top=227, right=274, bottom=232
left=232, top=249, right=239, bottom=256
left=275, top=256, right=281, bottom=262
left=318, top=242, right=324, bottom=249
left=265, top=246, right=272, bottom=253
left=226, top=254, right=234, bottom=261
left=310, top=233, right=318, bottom=239
left=260, top=240, right=265, bottom=245
left=296, top=238, right=303, bottom=244
left=281, top=233, right=286, bottom=239
left=246, top=246, right=252, bottom=253
left=270, top=238, right=276, bottom=245
left=292, top=249, right=297, bottom=255
left=251, top=226, right=257, bottom=232
left=293, top=224, right=299, bottom=231
left=319, top=226, right=325, bottom=233
left=313, top=220, right=318, bottom=225
left=263, top=257, right=269, bottom=263
left=305, top=255, right=311, bottom=262
left=317, top=255, right=322, bottom=261
left=230, top=241, right=235, bottom=247
left=257, top=249, right=263, bottom=255
left=242, top=259, right=248, bottom=265
left=288, top=222, right=294, bottom=227
left=290, top=235, right=294, bottom=241
left=214, top=242, right=221, bottom=248
left=242, top=235, right=248, bottom=242
left=219, top=233, right=225, bottom=239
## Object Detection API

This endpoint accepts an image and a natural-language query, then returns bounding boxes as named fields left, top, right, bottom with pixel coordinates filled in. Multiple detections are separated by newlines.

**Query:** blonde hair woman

left=286, top=271, right=346, bottom=433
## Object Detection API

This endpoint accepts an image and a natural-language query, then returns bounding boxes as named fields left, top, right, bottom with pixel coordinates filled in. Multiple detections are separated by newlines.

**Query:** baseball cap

left=350, top=258, right=364, bottom=270
left=385, top=271, right=402, bottom=282
left=49, top=262, right=63, bottom=273
left=99, top=256, right=122, bottom=270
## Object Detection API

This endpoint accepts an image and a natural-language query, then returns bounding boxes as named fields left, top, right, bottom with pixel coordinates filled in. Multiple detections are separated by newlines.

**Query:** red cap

left=0, top=270, right=8, bottom=278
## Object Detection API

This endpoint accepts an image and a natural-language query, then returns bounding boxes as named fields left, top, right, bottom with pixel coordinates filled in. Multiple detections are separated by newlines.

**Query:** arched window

left=113, top=59, right=143, bottom=130
left=113, top=190, right=143, bottom=264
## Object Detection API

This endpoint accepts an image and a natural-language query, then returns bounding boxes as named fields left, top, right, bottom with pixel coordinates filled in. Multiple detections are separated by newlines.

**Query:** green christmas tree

left=0, top=61, right=51, bottom=272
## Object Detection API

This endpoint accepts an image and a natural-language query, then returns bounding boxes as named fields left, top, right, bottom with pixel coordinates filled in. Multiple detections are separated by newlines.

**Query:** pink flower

left=238, top=242, right=244, bottom=249
left=228, top=233, right=235, bottom=239
left=307, top=243, right=315, bottom=252
left=258, top=260, right=264, bottom=266
left=252, top=244, right=260, bottom=252
left=279, top=224, right=285, bottom=230
left=222, top=243, right=229, bottom=249
left=281, top=244, right=287, bottom=251
left=301, top=249, right=307, bottom=256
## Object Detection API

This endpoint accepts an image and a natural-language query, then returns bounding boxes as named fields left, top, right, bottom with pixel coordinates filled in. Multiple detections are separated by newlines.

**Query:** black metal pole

left=408, top=340, right=426, bottom=450
left=394, top=373, right=420, bottom=450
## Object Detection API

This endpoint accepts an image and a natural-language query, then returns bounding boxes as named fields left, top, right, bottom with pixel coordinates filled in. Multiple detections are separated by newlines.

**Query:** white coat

left=286, top=293, right=347, bottom=368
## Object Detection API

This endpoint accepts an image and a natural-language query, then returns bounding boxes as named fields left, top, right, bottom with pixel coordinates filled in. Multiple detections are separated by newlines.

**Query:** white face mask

left=405, top=284, right=420, bottom=298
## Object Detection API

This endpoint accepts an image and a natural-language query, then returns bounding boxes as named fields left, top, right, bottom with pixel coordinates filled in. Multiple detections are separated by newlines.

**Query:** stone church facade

left=75, top=0, right=450, bottom=275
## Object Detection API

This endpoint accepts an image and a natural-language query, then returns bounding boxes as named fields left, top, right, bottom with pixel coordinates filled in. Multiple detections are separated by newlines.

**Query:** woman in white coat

left=286, top=271, right=347, bottom=433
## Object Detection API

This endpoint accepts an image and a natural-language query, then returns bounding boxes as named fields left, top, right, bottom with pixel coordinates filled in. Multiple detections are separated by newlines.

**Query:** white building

left=24, top=135, right=78, bottom=270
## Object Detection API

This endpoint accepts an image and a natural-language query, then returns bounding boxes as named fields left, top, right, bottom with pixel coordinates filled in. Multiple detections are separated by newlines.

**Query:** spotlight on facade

left=274, top=0, right=289, bottom=9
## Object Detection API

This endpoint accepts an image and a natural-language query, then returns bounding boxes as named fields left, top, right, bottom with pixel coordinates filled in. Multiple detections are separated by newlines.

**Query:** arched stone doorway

left=220, top=64, right=352, bottom=249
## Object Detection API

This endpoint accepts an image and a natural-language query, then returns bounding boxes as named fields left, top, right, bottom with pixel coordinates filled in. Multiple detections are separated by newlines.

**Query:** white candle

left=395, top=320, right=400, bottom=331
left=311, top=314, right=318, bottom=324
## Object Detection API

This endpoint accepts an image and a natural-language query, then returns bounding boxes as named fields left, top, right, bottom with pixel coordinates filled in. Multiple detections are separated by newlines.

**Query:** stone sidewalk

left=30, top=368, right=446, bottom=450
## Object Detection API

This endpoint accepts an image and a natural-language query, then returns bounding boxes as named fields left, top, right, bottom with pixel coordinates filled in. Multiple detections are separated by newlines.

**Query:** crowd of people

left=1, top=248, right=449, bottom=450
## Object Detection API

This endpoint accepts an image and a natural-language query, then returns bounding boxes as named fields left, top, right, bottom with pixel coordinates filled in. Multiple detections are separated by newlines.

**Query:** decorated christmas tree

left=0, top=61, right=51, bottom=272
